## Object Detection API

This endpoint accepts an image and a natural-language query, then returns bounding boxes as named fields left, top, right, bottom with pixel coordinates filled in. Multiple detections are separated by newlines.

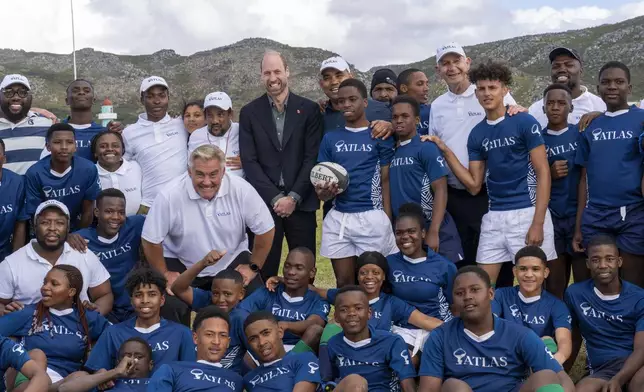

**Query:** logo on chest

left=509, top=304, right=546, bottom=325
left=481, top=137, right=516, bottom=152
left=0, top=204, right=14, bottom=214
left=247, top=367, right=290, bottom=387
left=579, top=302, right=623, bottom=322
left=591, top=128, right=634, bottom=141
left=453, top=348, right=508, bottom=368
left=190, top=369, right=236, bottom=389
left=392, top=270, right=432, bottom=284
left=335, top=140, right=373, bottom=153
left=271, top=304, right=307, bottom=321
left=43, top=185, right=81, bottom=198
left=546, top=142, right=577, bottom=158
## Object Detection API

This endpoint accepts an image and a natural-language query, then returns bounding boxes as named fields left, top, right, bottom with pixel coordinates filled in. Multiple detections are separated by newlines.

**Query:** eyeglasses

left=2, top=89, right=29, bottom=98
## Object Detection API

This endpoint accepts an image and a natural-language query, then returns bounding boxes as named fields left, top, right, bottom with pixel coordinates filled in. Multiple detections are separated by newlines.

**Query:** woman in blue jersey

left=386, top=202, right=458, bottom=366
left=0, top=265, right=109, bottom=391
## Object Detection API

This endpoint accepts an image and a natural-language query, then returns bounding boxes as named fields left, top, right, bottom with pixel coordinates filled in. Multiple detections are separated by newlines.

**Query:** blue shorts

left=552, top=215, right=576, bottom=256
left=581, top=202, right=644, bottom=255
left=427, top=212, right=464, bottom=264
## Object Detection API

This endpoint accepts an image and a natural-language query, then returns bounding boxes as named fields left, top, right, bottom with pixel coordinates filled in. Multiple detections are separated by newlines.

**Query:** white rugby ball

left=310, top=162, right=349, bottom=193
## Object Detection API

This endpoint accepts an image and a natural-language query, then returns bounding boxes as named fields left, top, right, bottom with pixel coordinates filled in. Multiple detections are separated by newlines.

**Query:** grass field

left=275, top=209, right=589, bottom=382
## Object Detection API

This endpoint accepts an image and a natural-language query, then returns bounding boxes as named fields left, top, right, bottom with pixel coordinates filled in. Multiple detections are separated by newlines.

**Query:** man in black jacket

left=239, top=50, right=323, bottom=280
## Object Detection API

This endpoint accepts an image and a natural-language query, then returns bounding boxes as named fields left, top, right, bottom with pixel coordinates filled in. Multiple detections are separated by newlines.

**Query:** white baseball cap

left=0, top=74, right=31, bottom=90
left=436, top=42, right=466, bottom=63
left=204, top=92, right=232, bottom=111
left=320, top=56, right=350, bottom=74
left=139, top=76, right=169, bottom=94
left=35, top=200, right=70, bottom=219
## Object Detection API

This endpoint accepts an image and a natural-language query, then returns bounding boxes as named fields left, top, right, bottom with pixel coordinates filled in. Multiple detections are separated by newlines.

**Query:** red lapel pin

left=297, top=109, right=301, bottom=114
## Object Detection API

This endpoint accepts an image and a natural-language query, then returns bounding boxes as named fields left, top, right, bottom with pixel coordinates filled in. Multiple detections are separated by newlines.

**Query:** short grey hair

left=260, top=49, right=288, bottom=72
left=189, top=144, right=225, bottom=168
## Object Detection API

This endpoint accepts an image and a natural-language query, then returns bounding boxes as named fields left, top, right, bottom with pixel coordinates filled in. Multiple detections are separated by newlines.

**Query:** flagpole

left=70, top=0, right=77, bottom=79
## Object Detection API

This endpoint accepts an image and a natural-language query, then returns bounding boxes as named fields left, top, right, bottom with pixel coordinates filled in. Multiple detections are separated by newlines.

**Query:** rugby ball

left=310, top=162, right=349, bottom=193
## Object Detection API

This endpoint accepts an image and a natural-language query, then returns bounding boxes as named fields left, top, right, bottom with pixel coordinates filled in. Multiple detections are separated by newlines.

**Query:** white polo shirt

left=428, top=84, right=516, bottom=189
left=142, top=172, right=274, bottom=277
left=187, top=123, right=244, bottom=178
left=528, top=86, right=606, bottom=127
left=97, top=159, right=143, bottom=216
left=122, top=113, right=188, bottom=207
left=0, top=241, right=111, bottom=304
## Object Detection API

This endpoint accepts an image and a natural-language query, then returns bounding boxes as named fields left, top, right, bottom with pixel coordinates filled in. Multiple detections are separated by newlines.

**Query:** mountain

left=1, top=16, right=643, bottom=123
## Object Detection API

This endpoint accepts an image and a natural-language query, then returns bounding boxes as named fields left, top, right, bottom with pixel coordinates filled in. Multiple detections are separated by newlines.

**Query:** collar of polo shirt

left=186, top=171, right=231, bottom=200
left=137, top=112, right=172, bottom=126
left=26, top=240, right=72, bottom=262
left=446, top=83, right=476, bottom=102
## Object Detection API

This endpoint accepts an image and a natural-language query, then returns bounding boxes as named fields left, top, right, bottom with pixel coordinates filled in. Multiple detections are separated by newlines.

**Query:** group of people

left=0, top=39, right=643, bottom=392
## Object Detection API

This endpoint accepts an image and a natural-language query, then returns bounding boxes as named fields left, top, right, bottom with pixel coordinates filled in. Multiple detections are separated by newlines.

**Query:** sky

left=2, top=0, right=643, bottom=70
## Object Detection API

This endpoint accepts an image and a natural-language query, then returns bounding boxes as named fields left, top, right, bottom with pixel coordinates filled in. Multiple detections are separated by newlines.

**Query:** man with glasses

left=0, top=74, right=53, bottom=175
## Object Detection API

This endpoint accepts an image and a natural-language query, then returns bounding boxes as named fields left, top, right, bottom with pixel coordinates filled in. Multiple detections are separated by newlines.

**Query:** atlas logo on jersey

left=590, top=128, right=634, bottom=142
left=43, top=185, right=81, bottom=198
left=579, top=302, right=624, bottom=322
left=546, top=142, right=577, bottom=158
left=0, top=204, right=14, bottom=215
left=335, top=140, right=373, bottom=153
left=247, top=367, right=290, bottom=386
left=453, top=348, right=508, bottom=367
left=308, top=362, right=319, bottom=374
left=271, top=305, right=307, bottom=321
left=392, top=270, right=432, bottom=284
left=509, top=304, right=546, bottom=325
left=190, top=368, right=236, bottom=389
left=481, top=137, right=516, bottom=152
left=401, top=350, right=410, bottom=365
left=336, top=354, right=381, bottom=367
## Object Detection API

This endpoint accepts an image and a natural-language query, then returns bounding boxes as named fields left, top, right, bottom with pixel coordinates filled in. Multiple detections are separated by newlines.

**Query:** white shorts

left=320, top=209, right=398, bottom=259
left=477, top=206, right=557, bottom=264
left=391, top=326, right=430, bottom=357
left=47, top=367, right=63, bottom=383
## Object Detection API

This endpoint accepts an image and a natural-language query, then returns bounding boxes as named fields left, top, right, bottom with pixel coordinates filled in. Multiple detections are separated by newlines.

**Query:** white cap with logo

left=140, top=76, right=169, bottom=94
left=320, top=56, right=350, bottom=74
left=35, top=200, right=70, bottom=219
left=204, top=92, right=232, bottom=111
left=436, top=42, right=466, bottom=63
left=0, top=74, right=31, bottom=90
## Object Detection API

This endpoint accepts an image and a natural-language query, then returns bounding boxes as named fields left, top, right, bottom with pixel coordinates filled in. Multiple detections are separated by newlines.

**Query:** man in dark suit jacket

left=239, top=50, right=323, bottom=280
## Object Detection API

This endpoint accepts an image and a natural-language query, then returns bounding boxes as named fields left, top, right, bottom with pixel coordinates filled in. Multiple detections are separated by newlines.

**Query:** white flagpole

left=70, top=0, right=77, bottom=79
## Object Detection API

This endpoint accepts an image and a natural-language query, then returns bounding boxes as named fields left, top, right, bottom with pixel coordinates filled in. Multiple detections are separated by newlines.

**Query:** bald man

left=239, top=50, right=324, bottom=281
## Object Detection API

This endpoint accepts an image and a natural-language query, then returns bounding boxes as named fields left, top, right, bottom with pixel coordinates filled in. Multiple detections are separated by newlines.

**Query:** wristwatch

left=249, top=263, right=260, bottom=272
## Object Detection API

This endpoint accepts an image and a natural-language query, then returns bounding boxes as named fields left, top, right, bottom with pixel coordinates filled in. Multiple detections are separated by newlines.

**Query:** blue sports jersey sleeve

left=317, top=135, right=332, bottom=163
left=24, top=170, right=42, bottom=217
left=86, top=310, right=111, bottom=341
left=636, top=299, right=644, bottom=332
left=520, top=115, right=545, bottom=151
left=84, top=165, right=101, bottom=201
left=15, top=177, right=29, bottom=221
left=239, top=288, right=271, bottom=313
left=552, top=299, right=572, bottom=331
left=0, top=337, right=30, bottom=373
left=574, top=130, right=590, bottom=168
left=420, top=143, right=449, bottom=183
left=519, top=330, right=563, bottom=373
left=178, top=327, right=197, bottom=361
left=310, top=297, right=330, bottom=322
left=418, top=327, right=445, bottom=378
left=146, top=363, right=174, bottom=392
left=491, top=298, right=503, bottom=317
left=388, top=334, right=417, bottom=381
left=563, top=290, right=578, bottom=327
left=377, top=137, right=395, bottom=166
left=292, top=352, right=322, bottom=385
left=389, top=295, right=415, bottom=325
left=326, top=289, right=338, bottom=306
left=467, top=130, right=484, bottom=162
left=84, top=328, right=115, bottom=371
left=0, top=306, right=33, bottom=337
left=443, top=262, right=457, bottom=304
left=192, top=287, right=213, bottom=311
left=132, top=214, right=146, bottom=236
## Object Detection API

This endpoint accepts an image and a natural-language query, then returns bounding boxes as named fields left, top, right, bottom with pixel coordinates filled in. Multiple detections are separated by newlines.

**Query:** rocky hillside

left=1, top=16, right=643, bottom=123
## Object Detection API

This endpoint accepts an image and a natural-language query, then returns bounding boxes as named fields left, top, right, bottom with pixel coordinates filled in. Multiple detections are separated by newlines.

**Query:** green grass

left=276, top=210, right=588, bottom=382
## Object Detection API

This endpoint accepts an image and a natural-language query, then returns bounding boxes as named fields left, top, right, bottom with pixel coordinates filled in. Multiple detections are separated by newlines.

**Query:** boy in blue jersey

left=573, top=61, right=644, bottom=288
left=59, top=337, right=153, bottom=392
left=565, top=235, right=644, bottom=391
left=85, top=267, right=196, bottom=374
left=327, top=286, right=417, bottom=392
left=148, top=306, right=243, bottom=391
left=0, top=338, right=49, bottom=392
left=67, top=188, right=145, bottom=323
left=427, top=61, right=556, bottom=286
left=243, top=311, right=320, bottom=391
left=316, top=79, right=398, bottom=288
left=540, top=84, right=588, bottom=299
left=240, top=248, right=327, bottom=353
left=0, top=138, right=28, bottom=261
left=172, top=267, right=249, bottom=373
left=418, top=266, right=573, bottom=392
left=389, top=95, right=463, bottom=262
left=492, top=246, right=572, bottom=365
left=397, top=69, right=431, bottom=135
left=25, top=123, right=101, bottom=230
